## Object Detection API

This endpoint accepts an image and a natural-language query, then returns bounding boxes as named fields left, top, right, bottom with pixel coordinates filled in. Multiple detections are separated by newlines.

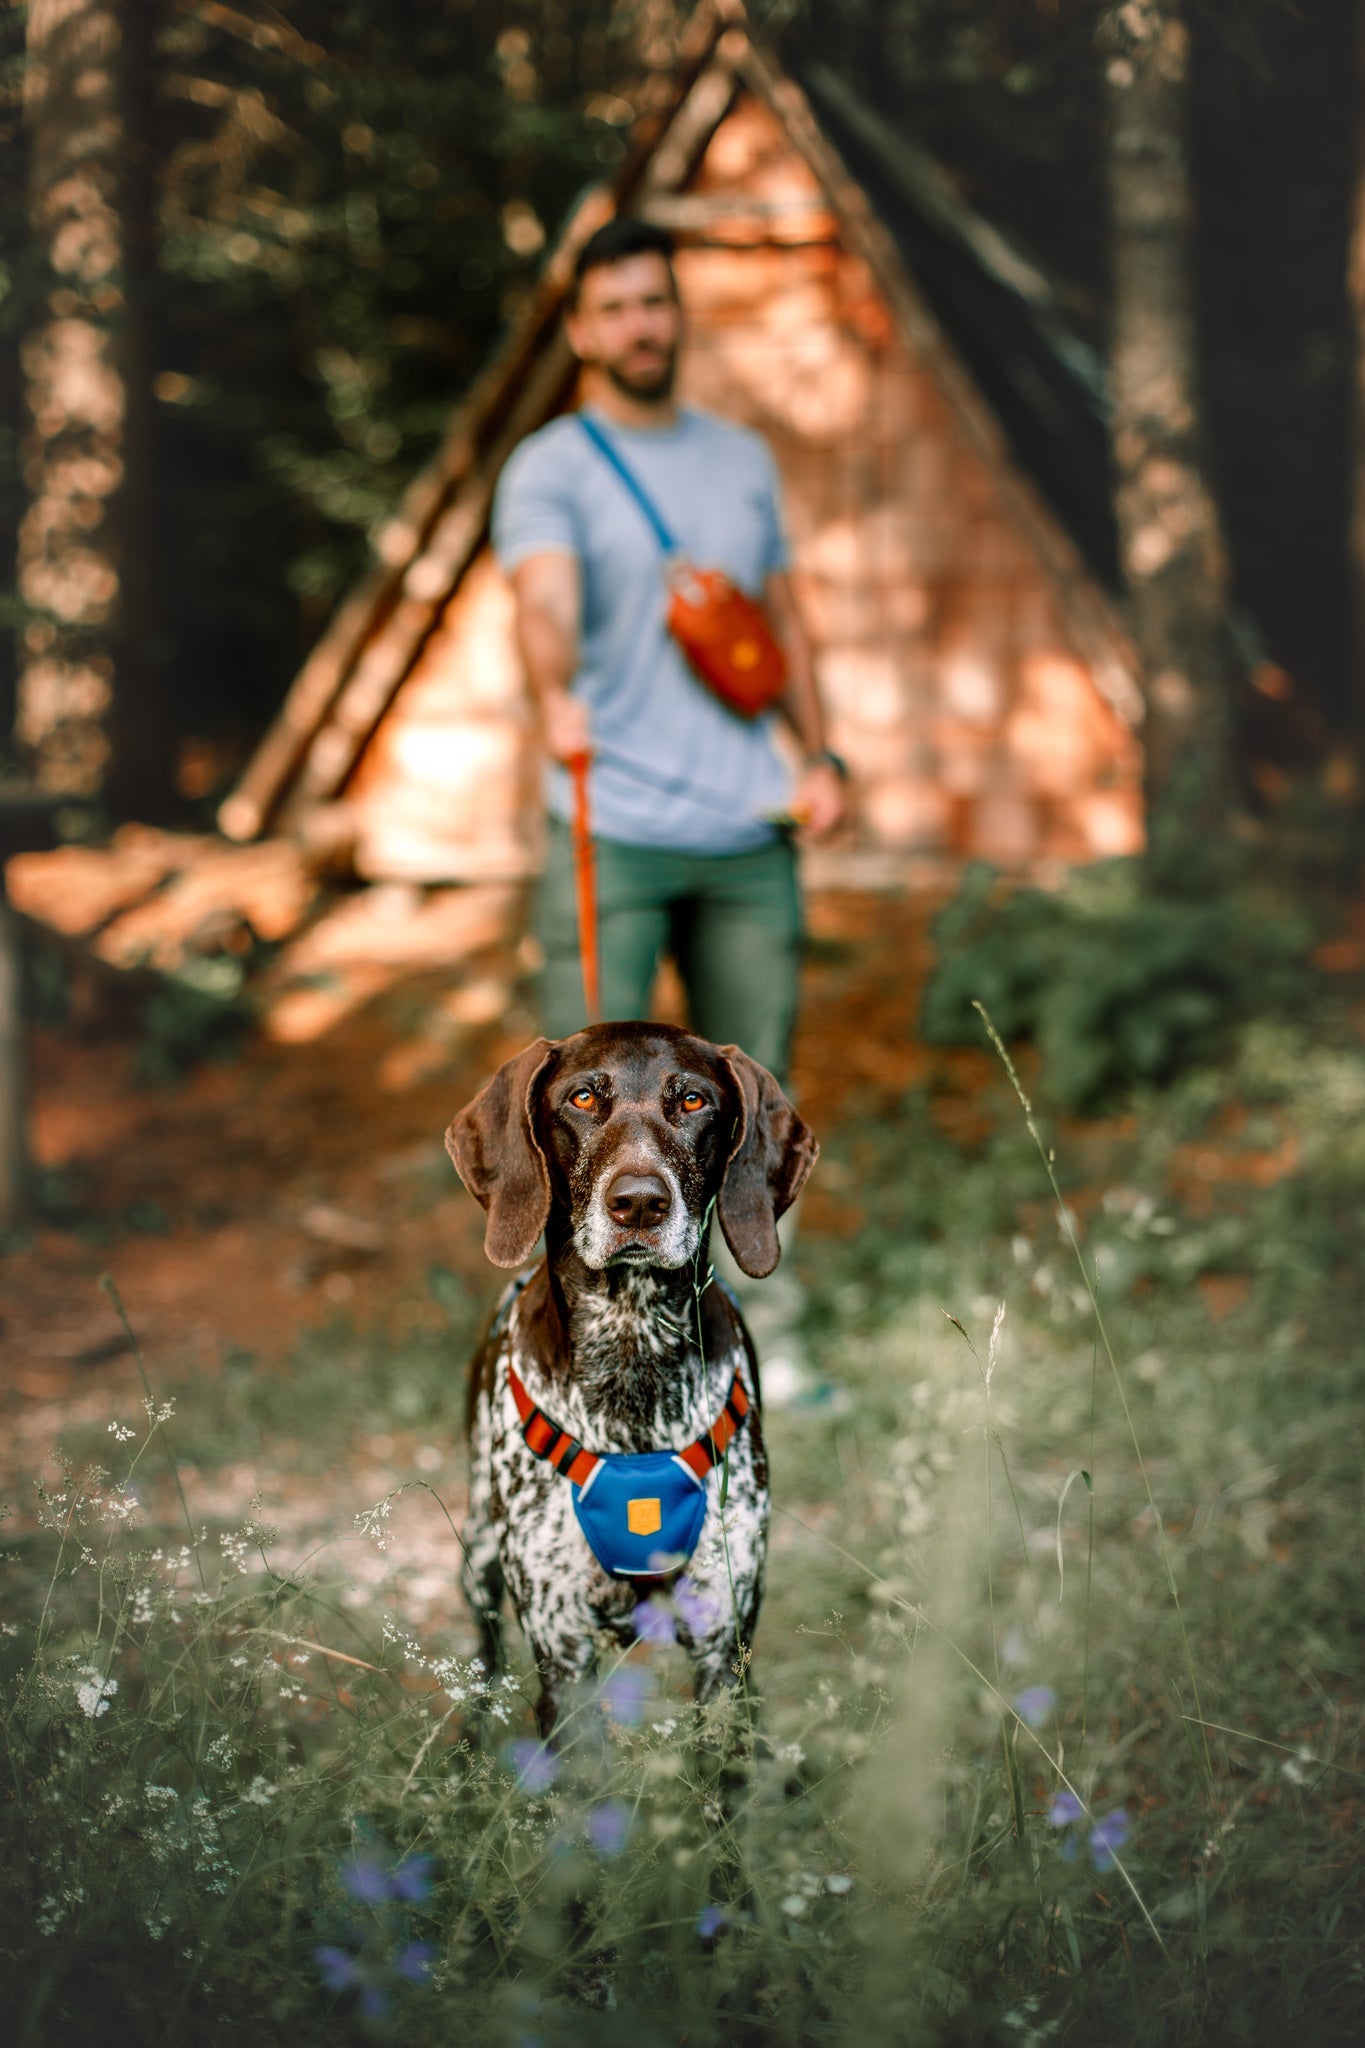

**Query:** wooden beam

left=277, top=330, right=579, bottom=822
left=218, top=184, right=616, bottom=842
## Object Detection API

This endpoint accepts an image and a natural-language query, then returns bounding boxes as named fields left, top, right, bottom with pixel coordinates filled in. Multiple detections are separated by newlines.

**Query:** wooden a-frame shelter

left=220, top=0, right=1144, bottom=882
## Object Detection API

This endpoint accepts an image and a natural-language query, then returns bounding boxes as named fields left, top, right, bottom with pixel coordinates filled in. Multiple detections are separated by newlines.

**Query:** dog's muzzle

left=576, top=1158, right=699, bottom=1269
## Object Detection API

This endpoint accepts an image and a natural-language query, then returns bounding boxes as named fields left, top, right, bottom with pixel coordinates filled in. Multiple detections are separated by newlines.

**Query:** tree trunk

left=17, top=0, right=169, bottom=812
left=0, top=878, right=25, bottom=1229
left=1104, top=0, right=1242, bottom=879
left=1348, top=0, right=1365, bottom=749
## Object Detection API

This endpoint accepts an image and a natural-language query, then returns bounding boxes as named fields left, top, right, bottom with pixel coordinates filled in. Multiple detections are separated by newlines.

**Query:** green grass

left=3, top=1002, right=1364, bottom=2045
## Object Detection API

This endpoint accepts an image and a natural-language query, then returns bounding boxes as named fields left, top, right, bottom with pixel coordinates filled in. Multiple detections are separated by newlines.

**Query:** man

left=491, top=215, right=846, bottom=1088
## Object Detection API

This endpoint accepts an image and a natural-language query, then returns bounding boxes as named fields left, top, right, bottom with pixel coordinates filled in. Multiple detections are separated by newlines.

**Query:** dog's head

left=445, top=1023, right=817, bottom=1279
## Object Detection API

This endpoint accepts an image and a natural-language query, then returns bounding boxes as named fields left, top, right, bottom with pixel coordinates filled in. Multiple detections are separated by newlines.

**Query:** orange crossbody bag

left=578, top=415, right=787, bottom=720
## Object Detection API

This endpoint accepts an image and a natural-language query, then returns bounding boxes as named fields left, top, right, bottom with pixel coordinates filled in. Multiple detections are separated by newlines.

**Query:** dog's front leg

left=515, top=1602, right=599, bottom=1739
left=682, top=1462, right=767, bottom=1708
left=530, top=1647, right=594, bottom=1740
left=502, top=1528, right=604, bottom=1740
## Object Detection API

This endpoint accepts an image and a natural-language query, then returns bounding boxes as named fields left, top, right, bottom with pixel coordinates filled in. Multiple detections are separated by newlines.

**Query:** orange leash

left=568, top=750, right=600, bottom=1023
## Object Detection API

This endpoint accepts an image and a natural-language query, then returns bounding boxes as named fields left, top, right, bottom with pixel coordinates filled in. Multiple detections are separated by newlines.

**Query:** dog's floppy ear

left=445, top=1038, right=558, bottom=1268
left=715, top=1047, right=818, bottom=1279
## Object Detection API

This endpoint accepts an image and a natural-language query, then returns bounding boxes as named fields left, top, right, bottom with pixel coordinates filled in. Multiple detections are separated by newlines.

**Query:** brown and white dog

left=445, top=1023, right=816, bottom=1736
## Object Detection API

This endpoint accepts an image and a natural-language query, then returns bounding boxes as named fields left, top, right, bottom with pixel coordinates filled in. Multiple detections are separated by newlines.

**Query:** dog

left=445, top=1022, right=817, bottom=1737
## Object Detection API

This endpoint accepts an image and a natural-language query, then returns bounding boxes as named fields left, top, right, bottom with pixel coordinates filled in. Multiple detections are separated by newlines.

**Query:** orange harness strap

left=506, top=1364, right=749, bottom=1487
left=568, top=750, right=600, bottom=1024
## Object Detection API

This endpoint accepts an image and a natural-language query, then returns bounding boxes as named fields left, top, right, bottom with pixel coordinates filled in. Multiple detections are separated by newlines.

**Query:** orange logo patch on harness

left=626, top=1497, right=663, bottom=1536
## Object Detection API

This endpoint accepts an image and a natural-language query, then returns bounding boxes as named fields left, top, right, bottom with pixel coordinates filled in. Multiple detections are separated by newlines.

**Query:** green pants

left=535, top=818, right=802, bottom=1083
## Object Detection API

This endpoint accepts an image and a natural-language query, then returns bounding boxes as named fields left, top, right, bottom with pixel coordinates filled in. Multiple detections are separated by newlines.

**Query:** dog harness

left=506, top=1362, right=750, bottom=1580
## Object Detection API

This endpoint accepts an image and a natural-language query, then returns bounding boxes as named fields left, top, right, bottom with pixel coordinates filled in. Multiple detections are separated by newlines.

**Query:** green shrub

left=921, top=861, right=1319, bottom=1109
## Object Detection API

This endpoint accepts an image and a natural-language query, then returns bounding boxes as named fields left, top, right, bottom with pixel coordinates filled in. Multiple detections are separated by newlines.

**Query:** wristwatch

left=808, top=748, right=849, bottom=780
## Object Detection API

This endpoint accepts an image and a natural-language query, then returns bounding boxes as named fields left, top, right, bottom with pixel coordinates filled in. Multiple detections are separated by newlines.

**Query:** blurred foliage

left=921, top=859, right=1322, bottom=1110
left=0, top=0, right=1358, bottom=783
left=784, top=0, right=1355, bottom=721
left=149, top=0, right=644, bottom=740
left=1, top=0, right=655, bottom=777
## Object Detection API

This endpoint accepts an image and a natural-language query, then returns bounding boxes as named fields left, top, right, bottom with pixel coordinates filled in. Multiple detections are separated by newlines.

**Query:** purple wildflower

left=1089, top=1809, right=1129, bottom=1870
left=339, top=1843, right=432, bottom=1906
left=1013, top=1686, right=1056, bottom=1729
left=394, top=1940, right=435, bottom=1984
left=672, top=1575, right=720, bottom=1637
left=633, top=1599, right=678, bottom=1645
left=339, top=1848, right=394, bottom=1906
left=389, top=1854, right=433, bottom=1904
left=358, top=1984, right=391, bottom=2020
left=1048, top=1790, right=1084, bottom=1827
left=599, top=1667, right=650, bottom=1726
left=506, top=1739, right=560, bottom=1794
left=586, top=1800, right=632, bottom=1856
left=314, top=1944, right=362, bottom=1992
left=696, top=1903, right=729, bottom=1939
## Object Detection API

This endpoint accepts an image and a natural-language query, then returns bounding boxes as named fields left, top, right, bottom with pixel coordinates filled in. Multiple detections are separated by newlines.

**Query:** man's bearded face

left=566, top=251, right=682, bottom=402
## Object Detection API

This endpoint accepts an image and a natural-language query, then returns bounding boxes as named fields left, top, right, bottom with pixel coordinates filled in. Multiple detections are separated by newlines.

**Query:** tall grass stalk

left=972, top=1000, right=1218, bottom=1801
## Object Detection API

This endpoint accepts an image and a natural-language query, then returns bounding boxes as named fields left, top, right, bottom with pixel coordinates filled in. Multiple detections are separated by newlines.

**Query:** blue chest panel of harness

left=570, top=1451, right=709, bottom=1579
left=505, top=1341, right=752, bottom=1583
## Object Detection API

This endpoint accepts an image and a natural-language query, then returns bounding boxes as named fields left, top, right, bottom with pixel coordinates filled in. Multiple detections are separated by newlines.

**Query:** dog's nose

left=604, top=1172, right=672, bottom=1232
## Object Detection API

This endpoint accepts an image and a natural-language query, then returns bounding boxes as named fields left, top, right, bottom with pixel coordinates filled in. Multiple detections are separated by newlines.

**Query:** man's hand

left=789, top=759, right=847, bottom=838
left=542, top=686, right=592, bottom=765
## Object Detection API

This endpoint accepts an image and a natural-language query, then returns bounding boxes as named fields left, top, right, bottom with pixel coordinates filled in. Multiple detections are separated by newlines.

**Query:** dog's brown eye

left=569, top=1087, right=597, bottom=1110
left=681, top=1090, right=707, bottom=1113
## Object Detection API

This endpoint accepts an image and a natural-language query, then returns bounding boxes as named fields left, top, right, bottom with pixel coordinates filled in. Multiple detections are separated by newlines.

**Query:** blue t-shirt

left=491, top=406, right=793, bottom=854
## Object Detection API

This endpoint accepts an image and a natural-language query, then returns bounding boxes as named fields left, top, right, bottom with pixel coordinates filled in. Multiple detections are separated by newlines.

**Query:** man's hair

left=569, top=217, right=676, bottom=305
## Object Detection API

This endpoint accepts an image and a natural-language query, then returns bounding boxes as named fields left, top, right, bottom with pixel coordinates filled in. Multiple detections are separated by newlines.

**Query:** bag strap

left=578, top=413, right=678, bottom=555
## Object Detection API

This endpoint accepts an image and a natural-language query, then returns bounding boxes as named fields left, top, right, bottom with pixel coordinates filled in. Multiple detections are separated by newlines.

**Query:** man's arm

left=510, top=550, right=591, bottom=761
left=765, top=569, right=846, bottom=837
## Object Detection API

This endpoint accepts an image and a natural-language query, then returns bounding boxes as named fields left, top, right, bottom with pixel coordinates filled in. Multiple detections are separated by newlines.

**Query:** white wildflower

left=356, top=1496, right=395, bottom=1550
left=75, top=1669, right=118, bottom=1718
